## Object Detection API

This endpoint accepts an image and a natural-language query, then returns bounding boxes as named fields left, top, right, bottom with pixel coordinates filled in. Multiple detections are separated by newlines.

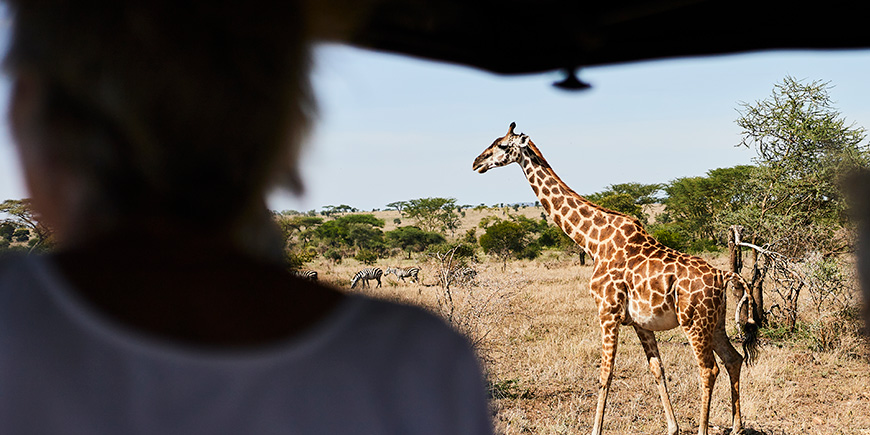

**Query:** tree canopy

left=391, top=197, right=461, bottom=234
left=663, top=165, right=754, bottom=242
left=312, top=214, right=386, bottom=257
left=385, top=226, right=445, bottom=259
left=587, top=182, right=663, bottom=223
left=732, top=76, right=869, bottom=256
left=479, top=220, right=533, bottom=269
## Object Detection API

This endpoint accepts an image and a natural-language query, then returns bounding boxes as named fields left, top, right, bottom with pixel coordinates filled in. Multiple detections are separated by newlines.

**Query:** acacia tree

left=731, top=76, right=869, bottom=257
left=587, top=182, right=663, bottom=224
left=321, top=204, right=357, bottom=217
left=312, top=214, right=386, bottom=259
left=274, top=215, right=323, bottom=247
left=0, top=199, right=52, bottom=251
left=725, top=77, right=869, bottom=330
left=479, top=220, right=529, bottom=270
left=395, top=197, right=460, bottom=234
left=664, top=165, right=754, bottom=243
left=385, top=226, right=445, bottom=259
left=385, top=201, right=408, bottom=214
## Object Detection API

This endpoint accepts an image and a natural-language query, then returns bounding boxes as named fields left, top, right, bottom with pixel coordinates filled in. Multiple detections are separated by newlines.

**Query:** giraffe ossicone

left=473, top=122, right=760, bottom=435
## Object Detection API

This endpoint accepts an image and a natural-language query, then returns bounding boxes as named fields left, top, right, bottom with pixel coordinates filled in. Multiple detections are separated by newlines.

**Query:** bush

left=425, top=242, right=476, bottom=260
left=462, top=228, right=477, bottom=244
left=12, top=229, right=30, bottom=242
left=286, top=245, right=317, bottom=270
left=0, top=223, right=14, bottom=241
left=760, top=306, right=866, bottom=357
left=649, top=224, right=687, bottom=251
left=536, top=225, right=564, bottom=248
left=687, top=238, right=720, bottom=254
left=324, top=249, right=342, bottom=264
left=385, top=226, right=445, bottom=258
left=286, top=252, right=306, bottom=270
left=354, top=249, right=378, bottom=265
left=517, top=243, right=542, bottom=260
left=479, top=221, right=525, bottom=256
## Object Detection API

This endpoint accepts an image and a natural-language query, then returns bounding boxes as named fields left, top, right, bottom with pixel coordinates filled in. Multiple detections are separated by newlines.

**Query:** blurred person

left=0, top=1, right=493, bottom=433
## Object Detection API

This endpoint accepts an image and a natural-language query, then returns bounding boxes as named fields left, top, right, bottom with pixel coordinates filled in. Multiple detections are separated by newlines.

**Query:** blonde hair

left=4, top=0, right=314, bottom=231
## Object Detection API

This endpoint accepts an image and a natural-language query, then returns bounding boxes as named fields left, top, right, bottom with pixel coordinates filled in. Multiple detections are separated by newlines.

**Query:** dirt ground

left=313, top=251, right=870, bottom=435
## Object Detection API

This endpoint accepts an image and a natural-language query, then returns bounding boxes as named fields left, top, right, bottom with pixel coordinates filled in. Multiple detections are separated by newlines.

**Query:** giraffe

left=472, top=123, right=759, bottom=435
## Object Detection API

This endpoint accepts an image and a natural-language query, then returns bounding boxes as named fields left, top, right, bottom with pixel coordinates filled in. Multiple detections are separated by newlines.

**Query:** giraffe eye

left=497, top=143, right=509, bottom=149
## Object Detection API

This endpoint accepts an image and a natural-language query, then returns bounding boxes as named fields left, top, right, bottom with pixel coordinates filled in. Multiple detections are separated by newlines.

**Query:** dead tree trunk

left=750, top=256, right=767, bottom=327
left=728, top=225, right=743, bottom=275
left=728, top=226, right=750, bottom=325
left=428, top=245, right=460, bottom=323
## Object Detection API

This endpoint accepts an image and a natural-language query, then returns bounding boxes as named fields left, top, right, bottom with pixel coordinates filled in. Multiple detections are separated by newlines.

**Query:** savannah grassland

left=309, top=207, right=870, bottom=435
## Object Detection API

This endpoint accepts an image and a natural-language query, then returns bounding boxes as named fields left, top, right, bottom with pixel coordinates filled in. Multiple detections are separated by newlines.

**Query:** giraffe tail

left=728, top=272, right=760, bottom=365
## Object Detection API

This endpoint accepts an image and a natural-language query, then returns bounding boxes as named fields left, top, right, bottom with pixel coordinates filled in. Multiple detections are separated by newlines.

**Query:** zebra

left=450, top=266, right=477, bottom=285
left=290, top=270, right=318, bottom=281
left=350, top=267, right=383, bottom=289
left=384, top=266, right=420, bottom=283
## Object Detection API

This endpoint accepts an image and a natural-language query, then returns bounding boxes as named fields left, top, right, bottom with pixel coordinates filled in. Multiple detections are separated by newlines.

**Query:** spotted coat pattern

left=473, top=123, right=759, bottom=435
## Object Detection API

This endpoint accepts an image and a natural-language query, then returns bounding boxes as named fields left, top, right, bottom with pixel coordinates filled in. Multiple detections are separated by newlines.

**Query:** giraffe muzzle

left=472, top=155, right=491, bottom=173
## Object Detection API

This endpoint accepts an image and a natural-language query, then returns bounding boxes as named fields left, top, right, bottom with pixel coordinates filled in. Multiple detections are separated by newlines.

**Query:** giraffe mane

left=524, top=139, right=646, bottom=226
left=523, top=139, right=551, bottom=169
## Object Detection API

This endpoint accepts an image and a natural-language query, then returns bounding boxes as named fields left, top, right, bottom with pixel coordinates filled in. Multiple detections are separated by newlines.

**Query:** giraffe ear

left=519, top=134, right=530, bottom=147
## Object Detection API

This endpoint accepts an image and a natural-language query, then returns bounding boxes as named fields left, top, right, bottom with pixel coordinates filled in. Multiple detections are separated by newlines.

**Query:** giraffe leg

left=713, top=326, right=745, bottom=434
left=687, top=329, right=719, bottom=435
left=591, top=316, right=620, bottom=435
left=633, top=326, right=679, bottom=435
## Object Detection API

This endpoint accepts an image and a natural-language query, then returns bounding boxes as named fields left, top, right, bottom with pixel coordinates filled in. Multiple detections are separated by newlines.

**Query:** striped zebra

left=290, top=270, right=318, bottom=281
left=350, top=267, right=383, bottom=289
left=384, top=266, right=420, bottom=283
left=450, top=266, right=477, bottom=285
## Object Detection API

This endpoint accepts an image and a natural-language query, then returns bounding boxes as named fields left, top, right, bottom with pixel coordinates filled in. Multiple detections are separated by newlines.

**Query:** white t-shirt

left=0, top=254, right=493, bottom=434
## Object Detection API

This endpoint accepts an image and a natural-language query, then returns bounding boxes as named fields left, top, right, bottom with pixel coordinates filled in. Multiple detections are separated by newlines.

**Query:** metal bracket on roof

left=553, top=67, right=591, bottom=91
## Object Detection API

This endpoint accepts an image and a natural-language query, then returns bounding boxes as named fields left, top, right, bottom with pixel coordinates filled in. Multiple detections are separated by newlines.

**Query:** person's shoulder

left=0, top=251, right=32, bottom=279
left=347, top=295, right=471, bottom=350
left=352, top=295, right=445, bottom=327
left=0, top=253, right=46, bottom=306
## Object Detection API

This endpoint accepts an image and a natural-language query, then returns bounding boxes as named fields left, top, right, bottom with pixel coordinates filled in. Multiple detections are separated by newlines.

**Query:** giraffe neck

left=518, top=142, right=609, bottom=258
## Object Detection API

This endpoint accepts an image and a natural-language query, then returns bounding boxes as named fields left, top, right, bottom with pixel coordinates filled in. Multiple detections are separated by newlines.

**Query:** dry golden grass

left=308, top=238, right=870, bottom=434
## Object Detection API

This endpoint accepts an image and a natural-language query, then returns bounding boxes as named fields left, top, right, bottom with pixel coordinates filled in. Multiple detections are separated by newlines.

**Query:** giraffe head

left=472, top=122, right=530, bottom=173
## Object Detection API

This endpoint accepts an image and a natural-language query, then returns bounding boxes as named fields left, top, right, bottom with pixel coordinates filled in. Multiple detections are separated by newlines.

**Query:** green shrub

left=687, top=238, right=720, bottom=254
left=536, top=225, right=564, bottom=248
left=649, top=224, right=686, bottom=251
left=354, top=249, right=378, bottom=265
left=462, top=228, right=477, bottom=244
left=517, top=243, right=542, bottom=260
left=0, top=223, right=14, bottom=241
left=286, top=245, right=317, bottom=270
left=12, top=229, right=30, bottom=242
left=424, top=242, right=476, bottom=260
left=324, top=249, right=342, bottom=264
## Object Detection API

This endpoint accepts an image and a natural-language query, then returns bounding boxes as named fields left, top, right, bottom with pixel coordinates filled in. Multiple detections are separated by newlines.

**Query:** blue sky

left=270, top=45, right=870, bottom=212
left=1, top=26, right=869, bottom=212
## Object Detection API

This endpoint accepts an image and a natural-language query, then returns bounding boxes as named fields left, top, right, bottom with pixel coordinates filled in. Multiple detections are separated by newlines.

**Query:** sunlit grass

left=309, top=210, right=869, bottom=434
